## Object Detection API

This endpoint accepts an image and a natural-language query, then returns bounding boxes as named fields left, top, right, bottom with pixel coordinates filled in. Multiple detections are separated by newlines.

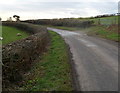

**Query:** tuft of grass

left=21, top=31, right=73, bottom=91
left=2, top=26, right=29, bottom=45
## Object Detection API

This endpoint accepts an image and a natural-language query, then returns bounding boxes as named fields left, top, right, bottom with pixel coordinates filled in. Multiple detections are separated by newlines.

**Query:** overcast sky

left=0, top=0, right=119, bottom=21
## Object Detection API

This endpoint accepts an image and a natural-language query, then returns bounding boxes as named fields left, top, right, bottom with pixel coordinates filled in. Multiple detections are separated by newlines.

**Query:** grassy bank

left=49, top=25, right=83, bottom=31
left=85, top=25, right=119, bottom=41
left=49, top=25, right=119, bottom=42
left=2, top=26, right=29, bottom=45
left=20, top=31, right=73, bottom=91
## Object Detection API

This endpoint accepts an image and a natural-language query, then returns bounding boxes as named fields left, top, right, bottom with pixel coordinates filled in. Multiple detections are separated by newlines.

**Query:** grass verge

left=85, top=25, right=119, bottom=42
left=2, top=26, right=29, bottom=45
left=20, top=30, right=73, bottom=91
left=49, top=25, right=119, bottom=42
left=49, top=26, right=83, bottom=31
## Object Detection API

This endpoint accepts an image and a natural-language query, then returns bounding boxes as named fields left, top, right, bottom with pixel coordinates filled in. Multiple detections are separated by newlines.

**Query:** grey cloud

left=0, top=1, right=118, bottom=20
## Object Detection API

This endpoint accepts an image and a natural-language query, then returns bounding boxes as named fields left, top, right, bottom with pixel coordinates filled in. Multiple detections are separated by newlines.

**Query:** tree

left=13, top=15, right=20, bottom=22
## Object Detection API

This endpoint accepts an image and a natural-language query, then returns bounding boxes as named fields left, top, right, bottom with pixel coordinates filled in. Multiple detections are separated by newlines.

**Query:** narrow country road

left=47, top=27, right=118, bottom=91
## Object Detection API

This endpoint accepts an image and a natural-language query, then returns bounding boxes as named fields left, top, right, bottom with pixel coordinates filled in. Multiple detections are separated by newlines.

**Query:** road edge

left=65, top=40, right=81, bottom=91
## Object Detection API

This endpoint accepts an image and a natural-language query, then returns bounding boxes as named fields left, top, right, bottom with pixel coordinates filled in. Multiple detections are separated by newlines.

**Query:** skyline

left=0, top=0, right=119, bottom=21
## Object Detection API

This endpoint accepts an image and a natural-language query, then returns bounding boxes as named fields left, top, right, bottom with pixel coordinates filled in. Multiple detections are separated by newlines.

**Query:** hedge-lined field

left=2, top=22, right=49, bottom=91
left=2, top=26, right=29, bottom=44
left=90, top=16, right=118, bottom=25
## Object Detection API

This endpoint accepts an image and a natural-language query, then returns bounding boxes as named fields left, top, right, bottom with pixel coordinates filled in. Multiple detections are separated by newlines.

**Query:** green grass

left=50, top=25, right=119, bottom=42
left=21, top=31, right=73, bottom=91
left=77, top=16, right=118, bottom=25
left=85, top=25, right=119, bottom=41
left=89, top=16, right=118, bottom=25
left=1, top=26, right=29, bottom=45
left=50, top=25, right=83, bottom=31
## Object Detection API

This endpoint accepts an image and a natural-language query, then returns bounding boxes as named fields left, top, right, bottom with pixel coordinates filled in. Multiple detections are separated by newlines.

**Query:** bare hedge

left=2, top=22, right=50, bottom=91
left=23, top=18, right=94, bottom=28
left=2, top=22, right=47, bottom=34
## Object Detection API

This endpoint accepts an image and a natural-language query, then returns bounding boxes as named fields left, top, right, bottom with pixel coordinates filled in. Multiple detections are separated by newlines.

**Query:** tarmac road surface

left=47, top=27, right=118, bottom=91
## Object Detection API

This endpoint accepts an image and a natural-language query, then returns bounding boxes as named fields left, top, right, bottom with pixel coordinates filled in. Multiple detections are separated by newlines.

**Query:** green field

left=79, top=16, right=118, bottom=26
left=1, top=26, right=29, bottom=45
left=77, top=16, right=118, bottom=25
left=91, top=16, right=118, bottom=25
